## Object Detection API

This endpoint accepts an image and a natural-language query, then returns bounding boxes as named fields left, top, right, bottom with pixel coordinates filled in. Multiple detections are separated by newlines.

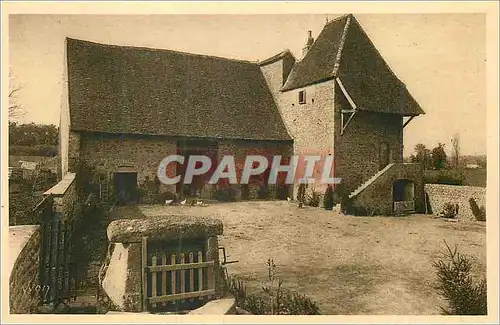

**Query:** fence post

left=141, top=237, right=148, bottom=312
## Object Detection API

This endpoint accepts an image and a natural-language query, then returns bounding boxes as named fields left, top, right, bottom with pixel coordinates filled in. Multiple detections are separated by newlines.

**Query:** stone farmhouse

left=59, top=14, right=425, bottom=215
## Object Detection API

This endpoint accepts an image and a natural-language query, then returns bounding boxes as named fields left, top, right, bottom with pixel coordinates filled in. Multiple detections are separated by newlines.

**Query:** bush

left=281, top=291, right=321, bottom=315
left=424, top=170, right=464, bottom=185
left=9, top=145, right=58, bottom=157
left=440, top=202, right=459, bottom=219
left=432, top=242, right=487, bottom=315
left=221, top=258, right=320, bottom=315
left=297, top=183, right=307, bottom=208
left=323, top=185, right=334, bottom=210
left=306, top=189, right=321, bottom=207
left=469, top=198, right=486, bottom=221
left=214, top=186, right=236, bottom=202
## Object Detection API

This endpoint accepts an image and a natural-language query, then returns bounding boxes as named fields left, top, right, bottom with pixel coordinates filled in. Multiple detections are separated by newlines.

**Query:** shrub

left=221, top=258, right=320, bottom=315
left=424, top=170, right=464, bottom=185
left=441, top=202, right=458, bottom=218
left=432, top=242, right=487, bottom=315
left=214, top=186, right=236, bottom=202
left=297, top=183, right=307, bottom=208
left=323, top=185, right=334, bottom=210
left=281, top=291, right=321, bottom=315
left=306, top=189, right=321, bottom=207
left=9, top=144, right=58, bottom=157
left=469, top=198, right=486, bottom=221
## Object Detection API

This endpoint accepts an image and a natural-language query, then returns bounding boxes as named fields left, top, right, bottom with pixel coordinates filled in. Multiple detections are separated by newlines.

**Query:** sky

left=8, top=13, right=486, bottom=156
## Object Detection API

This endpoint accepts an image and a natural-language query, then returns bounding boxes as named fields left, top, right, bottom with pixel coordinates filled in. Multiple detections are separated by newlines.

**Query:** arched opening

left=393, top=179, right=415, bottom=214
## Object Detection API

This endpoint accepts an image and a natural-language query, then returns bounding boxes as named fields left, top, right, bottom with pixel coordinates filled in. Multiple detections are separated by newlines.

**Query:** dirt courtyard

left=133, top=201, right=486, bottom=315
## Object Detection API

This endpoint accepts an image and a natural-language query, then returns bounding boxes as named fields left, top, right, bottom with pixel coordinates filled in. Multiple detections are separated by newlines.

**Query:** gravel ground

left=130, top=200, right=486, bottom=315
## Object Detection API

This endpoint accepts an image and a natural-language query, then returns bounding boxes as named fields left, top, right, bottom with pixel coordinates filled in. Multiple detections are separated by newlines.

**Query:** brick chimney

left=302, top=30, right=314, bottom=57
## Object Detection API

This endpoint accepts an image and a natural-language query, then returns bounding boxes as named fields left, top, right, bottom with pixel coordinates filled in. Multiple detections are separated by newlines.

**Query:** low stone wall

left=425, top=184, right=486, bottom=220
left=43, top=172, right=77, bottom=221
left=9, top=225, right=41, bottom=314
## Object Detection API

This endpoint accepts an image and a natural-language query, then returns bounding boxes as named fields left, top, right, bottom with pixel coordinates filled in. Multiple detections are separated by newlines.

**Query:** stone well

left=98, top=215, right=225, bottom=314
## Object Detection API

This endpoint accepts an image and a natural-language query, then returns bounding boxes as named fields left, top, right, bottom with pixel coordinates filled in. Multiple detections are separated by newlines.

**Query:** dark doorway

left=114, top=172, right=139, bottom=205
left=392, top=179, right=415, bottom=214
left=392, top=179, right=415, bottom=201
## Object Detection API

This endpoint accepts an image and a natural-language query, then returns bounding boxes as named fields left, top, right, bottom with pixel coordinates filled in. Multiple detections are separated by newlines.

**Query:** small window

left=298, top=90, right=306, bottom=104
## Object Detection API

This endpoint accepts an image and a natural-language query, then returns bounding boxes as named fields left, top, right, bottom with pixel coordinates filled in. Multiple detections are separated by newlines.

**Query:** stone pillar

left=100, top=215, right=224, bottom=313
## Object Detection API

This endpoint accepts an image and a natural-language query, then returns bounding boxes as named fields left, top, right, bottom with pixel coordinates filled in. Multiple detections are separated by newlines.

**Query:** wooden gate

left=141, top=237, right=216, bottom=312
left=34, top=194, right=76, bottom=306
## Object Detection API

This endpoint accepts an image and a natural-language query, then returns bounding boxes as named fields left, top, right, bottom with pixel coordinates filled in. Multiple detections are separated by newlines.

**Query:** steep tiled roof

left=282, top=14, right=424, bottom=116
left=258, top=50, right=296, bottom=66
left=66, top=38, right=292, bottom=141
left=281, top=15, right=350, bottom=91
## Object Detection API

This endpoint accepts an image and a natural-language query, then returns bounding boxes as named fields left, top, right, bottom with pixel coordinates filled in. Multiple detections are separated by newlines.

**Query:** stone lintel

left=107, top=215, right=223, bottom=243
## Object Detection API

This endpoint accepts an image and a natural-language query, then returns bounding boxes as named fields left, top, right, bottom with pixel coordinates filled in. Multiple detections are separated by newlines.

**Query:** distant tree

left=432, top=143, right=448, bottom=170
left=9, top=122, right=58, bottom=146
left=477, top=156, right=487, bottom=169
left=451, top=133, right=461, bottom=169
left=9, top=71, right=25, bottom=121
left=410, top=143, right=432, bottom=169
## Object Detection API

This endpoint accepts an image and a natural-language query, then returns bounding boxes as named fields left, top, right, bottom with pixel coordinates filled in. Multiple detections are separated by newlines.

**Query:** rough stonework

left=107, top=215, right=223, bottom=243
left=9, top=225, right=41, bottom=314
left=100, top=242, right=143, bottom=312
left=100, top=214, right=224, bottom=313
left=425, top=184, right=486, bottom=220
left=348, top=163, right=424, bottom=215
left=44, top=172, right=78, bottom=221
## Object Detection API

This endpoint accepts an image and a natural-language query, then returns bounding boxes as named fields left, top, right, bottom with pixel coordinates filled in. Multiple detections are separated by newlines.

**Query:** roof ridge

left=295, top=14, right=351, bottom=65
left=66, top=37, right=257, bottom=65
left=325, top=13, right=353, bottom=27
left=258, top=49, right=293, bottom=66
left=332, top=14, right=352, bottom=76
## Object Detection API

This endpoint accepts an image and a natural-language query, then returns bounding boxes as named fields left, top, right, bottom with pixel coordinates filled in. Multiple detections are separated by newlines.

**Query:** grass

left=132, top=200, right=486, bottom=315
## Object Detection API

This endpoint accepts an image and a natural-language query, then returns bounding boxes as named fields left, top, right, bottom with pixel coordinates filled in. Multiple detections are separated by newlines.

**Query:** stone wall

left=44, top=172, right=78, bottom=221
left=261, top=60, right=336, bottom=196
left=75, top=131, right=293, bottom=201
left=77, top=132, right=178, bottom=195
left=9, top=225, right=41, bottom=314
left=425, top=184, right=486, bottom=220
left=216, top=139, right=293, bottom=200
left=349, top=163, right=424, bottom=215
left=99, top=216, right=223, bottom=313
left=333, top=82, right=404, bottom=194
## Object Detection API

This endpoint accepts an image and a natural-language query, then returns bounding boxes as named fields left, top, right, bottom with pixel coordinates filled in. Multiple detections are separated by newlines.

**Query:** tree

left=410, top=143, right=432, bottom=169
left=450, top=133, right=461, bottom=169
left=432, top=143, right=448, bottom=170
left=9, top=71, right=25, bottom=121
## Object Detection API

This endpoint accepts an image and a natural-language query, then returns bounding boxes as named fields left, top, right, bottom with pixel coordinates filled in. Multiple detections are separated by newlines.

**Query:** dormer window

left=298, top=90, right=306, bottom=104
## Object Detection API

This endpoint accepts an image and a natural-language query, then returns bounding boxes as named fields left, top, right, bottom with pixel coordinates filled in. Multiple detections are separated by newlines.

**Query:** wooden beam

left=336, top=78, right=357, bottom=110
left=341, top=111, right=356, bottom=135
left=403, top=116, right=415, bottom=128
left=148, top=261, right=214, bottom=272
left=141, top=237, right=148, bottom=312
left=148, top=289, right=215, bottom=304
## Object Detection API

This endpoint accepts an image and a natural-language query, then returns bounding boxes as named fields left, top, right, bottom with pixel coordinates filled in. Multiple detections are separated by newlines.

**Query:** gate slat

left=171, top=254, right=176, bottom=296
left=141, top=237, right=148, bottom=312
left=161, top=253, right=167, bottom=307
left=189, top=252, right=194, bottom=301
left=180, top=253, right=185, bottom=303
left=197, top=251, right=203, bottom=292
left=151, top=254, right=157, bottom=308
